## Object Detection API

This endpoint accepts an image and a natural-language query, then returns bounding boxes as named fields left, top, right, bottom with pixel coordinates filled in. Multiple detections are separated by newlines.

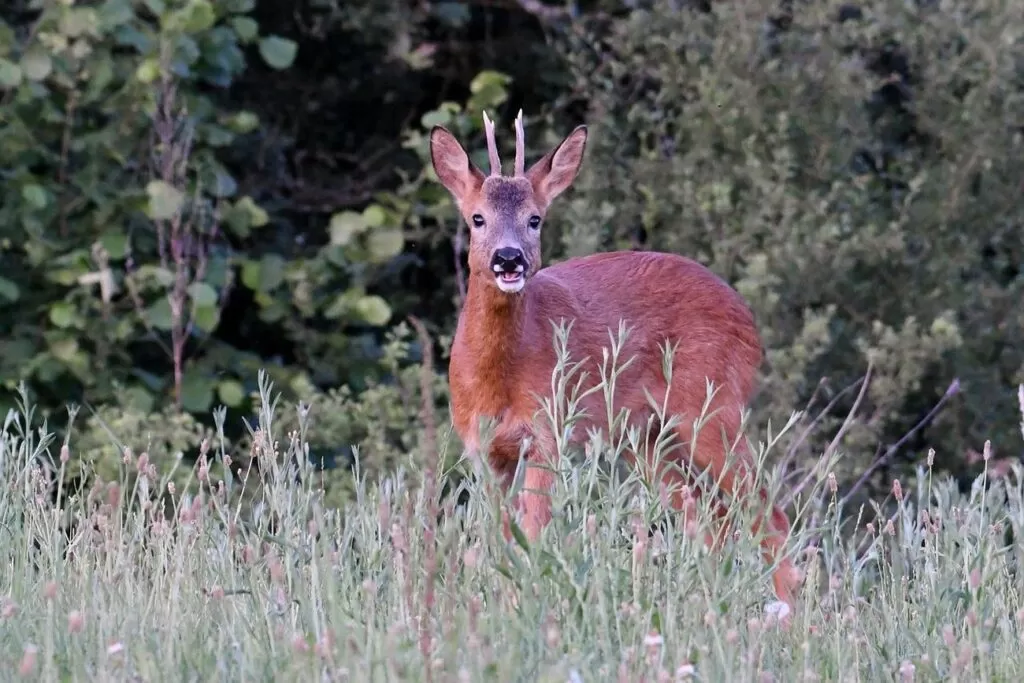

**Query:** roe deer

left=429, top=111, right=801, bottom=608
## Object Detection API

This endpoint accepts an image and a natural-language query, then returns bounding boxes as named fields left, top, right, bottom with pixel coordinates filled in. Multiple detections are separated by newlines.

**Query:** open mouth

left=493, top=270, right=526, bottom=292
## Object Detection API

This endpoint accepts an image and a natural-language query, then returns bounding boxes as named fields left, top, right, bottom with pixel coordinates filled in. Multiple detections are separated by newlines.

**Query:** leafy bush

left=2, top=0, right=1022, bottom=508
left=552, top=0, right=1023, bottom=489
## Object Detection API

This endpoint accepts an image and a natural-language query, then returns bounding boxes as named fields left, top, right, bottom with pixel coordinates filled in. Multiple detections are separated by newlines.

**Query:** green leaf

left=0, top=22, right=16, bottom=58
left=136, top=58, right=160, bottom=84
left=188, top=282, right=217, bottom=307
left=59, top=9, right=97, bottom=38
left=147, top=297, right=174, bottom=330
left=98, top=0, right=136, bottom=29
left=211, top=170, right=237, bottom=198
left=193, top=303, right=220, bottom=332
left=179, top=370, right=214, bottom=413
left=323, top=290, right=358, bottom=320
left=20, top=46, right=52, bottom=81
left=227, top=111, right=260, bottom=134
left=49, top=302, right=77, bottom=329
left=237, top=196, right=268, bottom=227
left=217, top=379, right=246, bottom=407
left=223, top=0, right=255, bottom=12
left=354, top=295, right=392, bottom=326
left=329, top=211, right=365, bottom=246
left=0, top=276, right=21, bottom=302
left=366, top=228, right=405, bottom=263
left=258, top=253, right=286, bottom=292
left=99, top=231, right=128, bottom=260
left=420, top=104, right=460, bottom=129
left=145, top=180, right=184, bottom=220
left=21, top=184, right=48, bottom=209
left=230, top=16, right=258, bottom=43
left=181, top=0, right=216, bottom=33
left=50, top=338, right=80, bottom=363
left=507, top=518, right=531, bottom=552
left=469, top=70, right=511, bottom=95
left=0, top=58, right=23, bottom=88
left=362, top=205, right=386, bottom=227
left=258, top=35, right=297, bottom=70
left=122, top=386, right=155, bottom=414
left=240, top=259, right=260, bottom=290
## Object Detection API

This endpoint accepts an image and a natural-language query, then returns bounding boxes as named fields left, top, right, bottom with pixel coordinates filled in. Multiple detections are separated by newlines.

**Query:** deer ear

left=430, top=126, right=484, bottom=204
left=526, top=125, right=587, bottom=206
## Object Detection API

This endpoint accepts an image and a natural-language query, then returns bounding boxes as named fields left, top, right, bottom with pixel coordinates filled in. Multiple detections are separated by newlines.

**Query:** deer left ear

left=526, top=125, right=588, bottom=206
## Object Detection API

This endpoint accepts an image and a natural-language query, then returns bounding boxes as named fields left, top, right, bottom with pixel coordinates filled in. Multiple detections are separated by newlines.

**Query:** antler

left=514, top=109, right=526, bottom=177
left=482, top=111, right=502, bottom=176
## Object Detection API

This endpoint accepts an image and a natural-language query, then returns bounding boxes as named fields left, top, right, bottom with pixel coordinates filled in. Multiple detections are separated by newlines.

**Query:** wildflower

left=765, top=601, right=791, bottom=623
left=18, top=645, right=37, bottom=677
left=675, top=663, right=696, bottom=680
left=462, top=545, right=480, bottom=570
left=68, top=610, right=85, bottom=633
left=545, top=620, right=561, bottom=649
left=643, top=630, right=663, bottom=650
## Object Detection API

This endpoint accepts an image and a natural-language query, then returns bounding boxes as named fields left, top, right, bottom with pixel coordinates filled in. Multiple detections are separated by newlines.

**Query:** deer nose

left=490, top=247, right=527, bottom=274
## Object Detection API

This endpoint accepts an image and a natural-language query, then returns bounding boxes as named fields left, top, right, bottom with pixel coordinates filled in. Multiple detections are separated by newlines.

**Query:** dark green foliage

left=1, top=0, right=1021, bottom=506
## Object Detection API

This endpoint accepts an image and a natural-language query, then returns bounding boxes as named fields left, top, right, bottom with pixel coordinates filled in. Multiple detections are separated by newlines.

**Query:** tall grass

left=1, top=324, right=1022, bottom=682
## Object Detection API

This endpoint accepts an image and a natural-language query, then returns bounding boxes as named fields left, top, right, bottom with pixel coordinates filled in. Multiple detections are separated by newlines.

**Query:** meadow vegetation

left=2, top=330, right=1024, bottom=681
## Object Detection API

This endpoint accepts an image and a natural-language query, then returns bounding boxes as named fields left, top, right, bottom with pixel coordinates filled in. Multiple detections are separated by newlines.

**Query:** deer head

left=430, top=111, right=587, bottom=294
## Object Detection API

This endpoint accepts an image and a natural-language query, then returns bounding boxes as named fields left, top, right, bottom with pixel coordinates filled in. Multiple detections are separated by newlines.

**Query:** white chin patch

left=495, top=272, right=525, bottom=293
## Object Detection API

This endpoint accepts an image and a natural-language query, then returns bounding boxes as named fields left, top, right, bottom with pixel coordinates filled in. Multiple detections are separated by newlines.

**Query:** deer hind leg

left=679, top=414, right=802, bottom=607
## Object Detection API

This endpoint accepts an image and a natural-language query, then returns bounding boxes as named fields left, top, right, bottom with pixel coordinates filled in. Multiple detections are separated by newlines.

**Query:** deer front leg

left=515, top=462, right=556, bottom=542
left=492, top=425, right=559, bottom=544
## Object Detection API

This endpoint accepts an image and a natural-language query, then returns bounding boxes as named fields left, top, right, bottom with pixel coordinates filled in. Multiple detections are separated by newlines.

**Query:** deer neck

left=460, top=273, right=528, bottom=402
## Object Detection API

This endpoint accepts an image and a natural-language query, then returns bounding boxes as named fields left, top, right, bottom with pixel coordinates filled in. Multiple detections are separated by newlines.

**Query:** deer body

left=430, top=113, right=801, bottom=608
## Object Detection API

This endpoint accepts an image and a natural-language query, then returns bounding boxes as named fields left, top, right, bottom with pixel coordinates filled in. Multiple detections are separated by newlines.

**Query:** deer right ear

left=430, top=126, right=484, bottom=204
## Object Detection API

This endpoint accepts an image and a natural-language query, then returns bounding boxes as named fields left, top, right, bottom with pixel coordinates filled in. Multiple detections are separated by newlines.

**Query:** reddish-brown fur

left=429, top=113, right=801, bottom=607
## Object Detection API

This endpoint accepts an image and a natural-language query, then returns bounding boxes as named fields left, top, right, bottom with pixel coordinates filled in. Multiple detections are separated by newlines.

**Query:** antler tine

left=513, top=109, right=526, bottom=177
left=481, top=111, right=502, bottom=176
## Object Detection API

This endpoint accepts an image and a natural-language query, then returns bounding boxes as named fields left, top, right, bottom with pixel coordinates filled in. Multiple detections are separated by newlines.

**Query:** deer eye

left=528, top=215, right=542, bottom=230
left=471, top=214, right=485, bottom=227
